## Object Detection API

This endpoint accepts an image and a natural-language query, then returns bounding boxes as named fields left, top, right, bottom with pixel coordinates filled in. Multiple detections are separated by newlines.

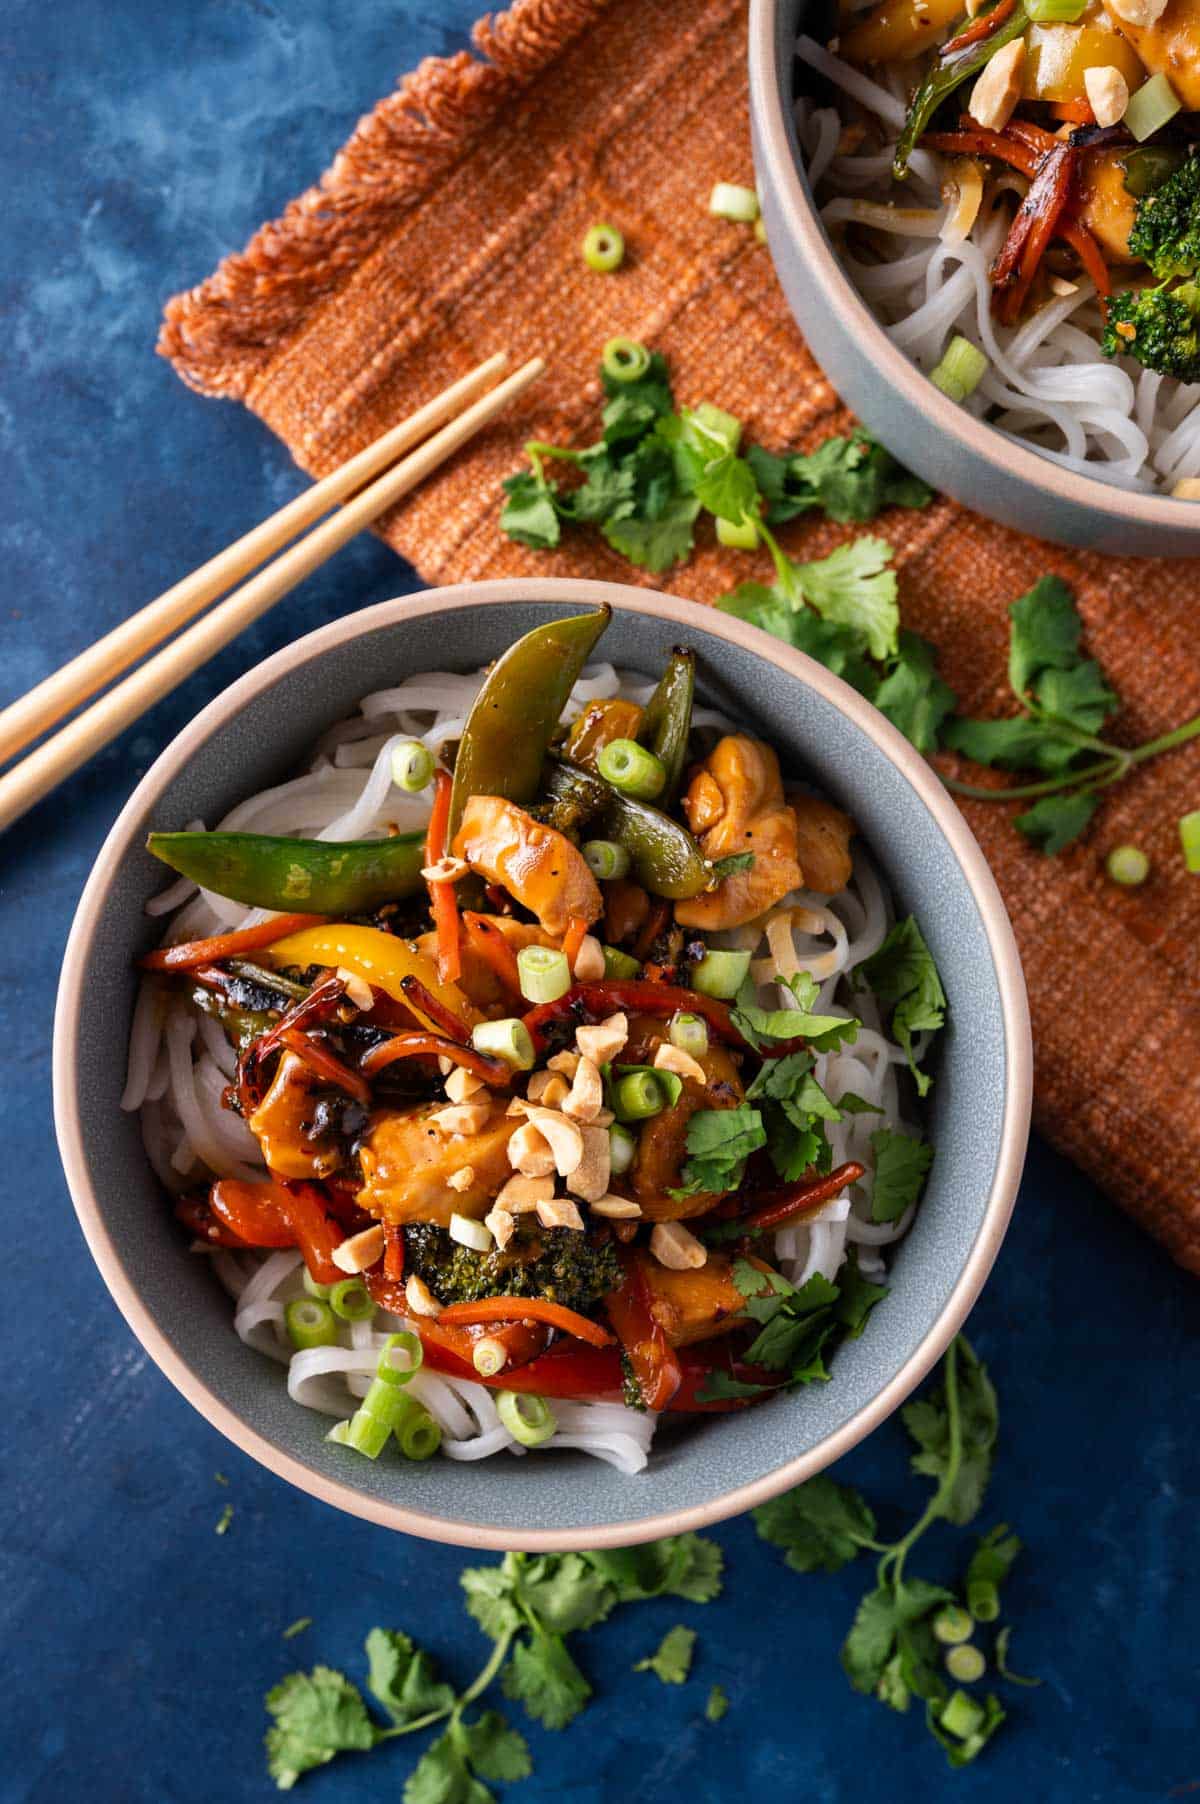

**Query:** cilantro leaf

left=1013, top=789, right=1099, bottom=855
left=859, top=917, right=946, bottom=1097
left=734, top=1260, right=840, bottom=1378
left=265, top=1667, right=376, bottom=1791
left=580, top=1533, right=723, bottom=1604
left=965, top=1524, right=1022, bottom=1611
left=941, top=712, right=1076, bottom=773
left=602, top=494, right=700, bottom=570
left=708, top=850, right=755, bottom=881
left=831, top=1252, right=889, bottom=1339
left=566, top=455, right=635, bottom=525
left=719, top=582, right=880, bottom=696
left=748, top=434, right=932, bottom=525
left=706, top=1684, right=730, bottom=1722
left=841, top=1578, right=953, bottom=1694
left=365, top=1628, right=456, bottom=1727
left=502, top=1632, right=592, bottom=1731
left=633, top=1624, right=696, bottom=1685
left=902, top=1337, right=998, bottom=1526
left=460, top=1561, right=523, bottom=1643
left=836, top=1091, right=883, bottom=1115
left=404, top=1728, right=493, bottom=1804
left=792, top=536, right=900, bottom=662
left=674, top=1103, right=766, bottom=1195
left=873, top=632, right=957, bottom=754
left=1007, top=574, right=1082, bottom=697
left=752, top=1474, right=879, bottom=1573
left=732, top=972, right=859, bottom=1054
left=1033, top=658, right=1116, bottom=735
left=600, top=353, right=674, bottom=444
left=456, top=1712, right=532, bottom=1784
left=514, top=1552, right=614, bottom=1637
left=499, top=471, right=561, bottom=550
left=869, top=1128, right=934, bottom=1223
left=694, top=451, right=760, bottom=524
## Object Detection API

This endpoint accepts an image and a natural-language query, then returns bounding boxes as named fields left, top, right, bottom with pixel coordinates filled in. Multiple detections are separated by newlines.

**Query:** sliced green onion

left=326, top=1418, right=352, bottom=1445
left=945, top=1644, right=987, bottom=1684
left=390, top=739, right=435, bottom=793
left=395, top=1401, right=442, bottom=1461
left=449, top=1211, right=494, bottom=1252
left=709, top=181, right=759, bottom=223
left=967, top=1579, right=1000, bottom=1623
left=608, top=1121, right=637, bottom=1175
left=284, top=1296, right=338, bottom=1351
left=497, top=1389, right=557, bottom=1447
left=932, top=1605, right=974, bottom=1646
left=582, top=222, right=625, bottom=272
left=601, top=337, right=650, bottom=384
left=1125, top=73, right=1182, bottom=144
left=472, top=1336, right=509, bottom=1378
left=930, top=335, right=988, bottom=405
left=603, top=944, right=642, bottom=979
left=339, top=1410, right=392, bottom=1459
left=939, top=1691, right=985, bottom=1740
left=1180, top=809, right=1200, bottom=873
left=615, top=1069, right=666, bottom=1121
left=302, top=1268, right=332, bottom=1299
left=358, top=1376, right=412, bottom=1431
left=329, top=1278, right=375, bottom=1323
left=376, top=1331, right=423, bottom=1385
left=596, top=738, right=667, bottom=800
left=669, top=1011, right=709, bottom=1060
left=693, top=402, right=742, bottom=453
left=690, top=947, right=751, bottom=999
left=754, top=214, right=767, bottom=244
left=1025, top=0, right=1086, bottom=19
left=716, top=514, right=759, bottom=550
left=516, top=944, right=571, bottom=1005
left=1105, top=844, right=1149, bottom=887
left=471, top=1016, right=535, bottom=1070
left=583, top=838, right=631, bottom=881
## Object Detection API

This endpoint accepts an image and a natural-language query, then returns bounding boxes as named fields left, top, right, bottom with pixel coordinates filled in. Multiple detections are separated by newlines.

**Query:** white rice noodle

left=794, top=34, right=1198, bottom=492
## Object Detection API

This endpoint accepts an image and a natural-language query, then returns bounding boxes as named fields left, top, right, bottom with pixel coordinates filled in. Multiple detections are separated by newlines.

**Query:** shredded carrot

left=361, top=1030, right=511, bottom=1086
left=641, top=962, right=677, bottom=984
left=398, top=974, right=470, bottom=1042
left=942, top=0, right=1015, bottom=57
left=562, top=914, right=589, bottom=973
left=437, top=1296, right=616, bottom=1348
left=384, top=1224, right=405, bottom=1282
left=278, top=1028, right=372, bottom=1104
left=1049, top=100, right=1094, bottom=124
left=993, top=140, right=1076, bottom=322
left=463, top=912, right=523, bottom=998
left=139, top=912, right=327, bottom=972
left=426, top=769, right=461, bottom=984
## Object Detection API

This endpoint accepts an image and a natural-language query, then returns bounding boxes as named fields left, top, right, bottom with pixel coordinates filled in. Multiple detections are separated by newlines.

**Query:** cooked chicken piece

left=675, top=736, right=803, bottom=930
left=451, top=795, right=602, bottom=937
left=632, top=1041, right=746, bottom=1221
left=564, top=697, right=644, bottom=771
left=642, top=1253, right=773, bottom=1346
left=1079, top=148, right=1141, bottom=262
left=789, top=794, right=855, bottom=896
left=248, top=1049, right=343, bottom=1181
left=356, top=1101, right=516, bottom=1227
left=1101, top=0, right=1200, bottom=105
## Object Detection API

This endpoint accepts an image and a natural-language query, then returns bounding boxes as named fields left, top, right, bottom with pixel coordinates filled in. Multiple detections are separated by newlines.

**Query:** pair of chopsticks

left=0, top=351, right=545, bottom=835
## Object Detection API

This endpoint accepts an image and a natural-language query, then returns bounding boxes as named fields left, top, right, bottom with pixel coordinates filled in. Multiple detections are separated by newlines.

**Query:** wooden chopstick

left=0, top=350, right=511, bottom=769
left=0, top=354, right=545, bottom=835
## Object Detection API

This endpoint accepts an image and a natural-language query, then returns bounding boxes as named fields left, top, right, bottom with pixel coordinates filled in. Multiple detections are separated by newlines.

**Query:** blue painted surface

left=0, top=2, right=1196, bottom=1799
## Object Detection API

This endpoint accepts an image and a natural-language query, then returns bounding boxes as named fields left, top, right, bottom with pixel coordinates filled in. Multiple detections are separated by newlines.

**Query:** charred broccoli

left=1128, top=154, right=1200, bottom=281
left=1102, top=282, right=1200, bottom=383
left=403, top=1221, right=622, bottom=1314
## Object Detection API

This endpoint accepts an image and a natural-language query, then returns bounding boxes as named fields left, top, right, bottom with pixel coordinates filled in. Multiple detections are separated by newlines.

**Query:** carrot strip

left=562, top=914, right=589, bottom=972
left=139, top=912, right=327, bottom=972
left=922, top=127, right=1038, bottom=179
left=740, top=1162, right=867, bottom=1233
left=437, top=1296, right=616, bottom=1348
left=994, top=141, right=1076, bottom=322
left=398, top=974, right=470, bottom=1042
left=361, top=1030, right=511, bottom=1086
left=384, top=1224, right=405, bottom=1282
left=1049, top=100, right=1094, bottom=123
left=462, top=912, right=523, bottom=999
left=941, top=0, right=1015, bottom=56
left=426, top=769, right=461, bottom=984
left=252, top=972, right=346, bottom=1062
left=278, top=1027, right=372, bottom=1105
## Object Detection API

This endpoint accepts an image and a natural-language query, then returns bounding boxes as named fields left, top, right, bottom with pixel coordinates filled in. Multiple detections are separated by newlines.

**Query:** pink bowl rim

left=54, top=577, right=1032, bottom=1551
left=748, top=0, right=1200, bottom=539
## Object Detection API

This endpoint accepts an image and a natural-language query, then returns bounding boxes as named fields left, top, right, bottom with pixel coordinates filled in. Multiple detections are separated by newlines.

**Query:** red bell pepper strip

left=420, top=1334, right=624, bottom=1399
left=206, top=1177, right=296, bottom=1246
left=139, top=912, right=327, bottom=972
left=250, top=972, right=346, bottom=1062
left=436, top=1296, right=615, bottom=1348
left=361, top=1030, right=511, bottom=1086
left=272, top=1180, right=348, bottom=1286
left=523, top=980, right=737, bottom=1050
left=736, top=1161, right=866, bottom=1234
left=941, top=0, right=1016, bottom=57
left=398, top=975, right=471, bottom=1043
left=668, top=1349, right=781, bottom=1413
left=605, top=1256, right=682, bottom=1411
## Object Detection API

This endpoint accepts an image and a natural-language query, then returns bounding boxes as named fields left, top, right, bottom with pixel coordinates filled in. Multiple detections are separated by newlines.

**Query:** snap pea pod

left=638, top=647, right=695, bottom=803
left=893, top=1, right=1029, bottom=179
left=543, top=760, right=711, bottom=899
left=447, top=607, right=611, bottom=839
left=146, top=829, right=426, bottom=914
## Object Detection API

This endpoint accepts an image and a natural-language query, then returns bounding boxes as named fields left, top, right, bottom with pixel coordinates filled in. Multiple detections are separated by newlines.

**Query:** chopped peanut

left=527, top=1069, right=570, bottom=1107
left=653, top=1042, right=707, bottom=1086
left=430, top=1100, right=493, bottom=1137
left=495, top=1172, right=556, bottom=1213
left=420, top=854, right=469, bottom=884
left=575, top=1012, right=628, bottom=1065
left=484, top=1206, right=517, bottom=1251
left=536, top=1195, right=585, bottom=1231
left=336, top=966, right=374, bottom=1012
left=405, top=1273, right=442, bottom=1317
left=572, top=933, right=606, bottom=981
left=525, top=1108, right=585, bottom=1176
left=447, top=1165, right=476, bottom=1193
left=562, top=1056, right=604, bottom=1124
left=1083, top=64, right=1129, bottom=127
left=590, top=1195, right=643, bottom=1219
left=445, top=1065, right=486, bottom=1103
left=1105, top=0, right=1168, bottom=23
left=650, top=1220, right=708, bottom=1271
left=331, top=1224, right=386, bottom=1274
left=547, top=1049, right=581, bottom=1077
left=566, top=1124, right=612, bottom=1202
left=968, top=38, right=1024, bottom=133
left=507, top=1119, right=557, bottom=1179
left=1172, top=478, right=1200, bottom=500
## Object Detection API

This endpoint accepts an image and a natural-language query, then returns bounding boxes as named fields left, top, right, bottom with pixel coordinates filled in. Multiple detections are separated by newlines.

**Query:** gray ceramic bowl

left=54, top=579, right=1031, bottom=1550
left=750, top=0, right=1200, bottom=556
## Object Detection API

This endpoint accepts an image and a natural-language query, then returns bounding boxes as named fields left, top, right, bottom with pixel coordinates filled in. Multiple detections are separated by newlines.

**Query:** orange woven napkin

left=159, top=0, right=1200, bottom=1272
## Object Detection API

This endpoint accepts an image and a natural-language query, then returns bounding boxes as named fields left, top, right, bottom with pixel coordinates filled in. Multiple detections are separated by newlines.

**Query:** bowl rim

left=53, top=576, right=1032, bottom=1551
left=747, top=0, right=1200, bottom=537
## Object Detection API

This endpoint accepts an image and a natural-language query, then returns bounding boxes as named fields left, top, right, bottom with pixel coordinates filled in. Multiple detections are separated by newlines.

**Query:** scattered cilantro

left=753, top=1336, right=1028, bottom=1768
left=215, top=1503, right=234, bottom=1536
left=266, top=1666, right=376, bottom=1790
left=746, top=432, right=932, bottom=524
left=868, top=1129, right=934, bottom=1224
left=282, top=1618, right=313, bottom=1642
left=731, top=971, right=859, bottom=1055
left=672, top=1103, right=767, bottom=1197
left=705, top=1684, right=730, bottom=1722
left=859, top=918, right=946, bottom=1098
left=696, top=1253, right=887, bottom=1402
left=708, top=850, right=755, bottom=881
left=633, top=1625, right=696, bottom=1685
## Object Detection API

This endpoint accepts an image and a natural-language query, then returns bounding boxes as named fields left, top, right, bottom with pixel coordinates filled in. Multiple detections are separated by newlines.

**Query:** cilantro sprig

left=266, top=1537, right=723, bottom=1792
left=754, top=1336, right=1035, bottom=1768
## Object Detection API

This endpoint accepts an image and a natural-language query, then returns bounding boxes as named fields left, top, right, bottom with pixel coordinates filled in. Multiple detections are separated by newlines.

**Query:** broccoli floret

left=403, top=1221, right=622, bottom=1314
left=1128, top=154, right=1200, bottom=280
left=1102, top=282, right=1200, bottom=383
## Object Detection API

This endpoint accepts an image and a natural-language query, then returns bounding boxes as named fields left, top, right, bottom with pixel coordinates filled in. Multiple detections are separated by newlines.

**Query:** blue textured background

left=1, top=3, right=1196, bottom=1799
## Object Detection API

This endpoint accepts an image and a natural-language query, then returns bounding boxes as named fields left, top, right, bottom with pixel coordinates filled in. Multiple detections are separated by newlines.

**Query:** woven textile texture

left=159, top=0, right=1200, bottom=1271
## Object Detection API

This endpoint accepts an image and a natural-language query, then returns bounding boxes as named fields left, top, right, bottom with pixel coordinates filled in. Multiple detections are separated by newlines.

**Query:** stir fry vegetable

left=147, top=828, right=425, bottom=914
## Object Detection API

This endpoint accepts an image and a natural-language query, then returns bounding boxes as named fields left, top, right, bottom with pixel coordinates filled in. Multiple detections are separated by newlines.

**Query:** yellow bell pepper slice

left=1022, top=22, right=1144, bottom=103
left=840, top=0, right=962, bottom=67
left=264, top=923, right=480, bottom=1027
